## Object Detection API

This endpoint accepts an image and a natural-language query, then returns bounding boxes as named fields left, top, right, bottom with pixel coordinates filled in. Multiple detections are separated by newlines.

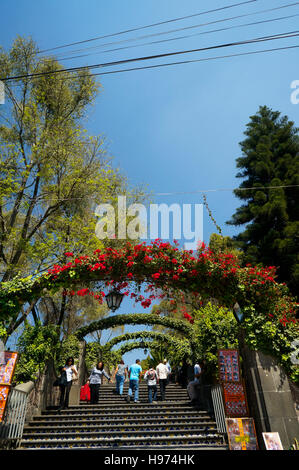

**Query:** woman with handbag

left=58, top=357, right=78, bottom=411
left=87, top=361, right=111, bottom=404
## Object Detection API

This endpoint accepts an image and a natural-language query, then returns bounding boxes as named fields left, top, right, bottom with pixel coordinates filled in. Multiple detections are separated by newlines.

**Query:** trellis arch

left=117, top=340, right=156, bottom=357
left=75, top=313, right=194, bottom=341
left=0, top=240, right=296, bottom=325
left=102, top=331, right=192, bottom=357
left=116, top=339, right=181, bottom=358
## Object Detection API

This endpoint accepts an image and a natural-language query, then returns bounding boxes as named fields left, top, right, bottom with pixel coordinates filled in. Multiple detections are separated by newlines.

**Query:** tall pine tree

left=227, top=106, right=299, bottom=297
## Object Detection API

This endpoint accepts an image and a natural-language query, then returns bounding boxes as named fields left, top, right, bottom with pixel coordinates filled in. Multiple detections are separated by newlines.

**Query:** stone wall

left=243, top=347, right=299, bottom=449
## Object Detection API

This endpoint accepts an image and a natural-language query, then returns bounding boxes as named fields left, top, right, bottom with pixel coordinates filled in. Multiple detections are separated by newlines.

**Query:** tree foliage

left=227, top=106, right=299, bottom=296
left=0, top=37, right=145, bottom=340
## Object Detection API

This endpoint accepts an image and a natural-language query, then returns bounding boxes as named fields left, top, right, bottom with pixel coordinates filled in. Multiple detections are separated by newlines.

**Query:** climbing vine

left=0, top=240, right=297, bottom=327
left=75, top=313, right=194, bottom=341
left=103, top=330, right=192, bottom=359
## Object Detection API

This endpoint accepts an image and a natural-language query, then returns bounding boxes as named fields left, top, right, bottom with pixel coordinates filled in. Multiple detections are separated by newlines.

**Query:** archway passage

left=102, top=330, right=192, bottom=360
left=0, top=240, right=297, bottom=325
left=75, top=313, right=193, bottom=340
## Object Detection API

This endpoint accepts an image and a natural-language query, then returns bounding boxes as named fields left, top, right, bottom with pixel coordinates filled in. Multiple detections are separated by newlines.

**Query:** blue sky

left=1, top=0, right=299, bottom=364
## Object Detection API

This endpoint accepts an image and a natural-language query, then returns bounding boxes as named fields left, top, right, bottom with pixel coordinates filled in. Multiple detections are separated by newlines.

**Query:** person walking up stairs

left=144, top=367, right=158, bottom=404
left=126, top=359, right=142, bottom=403
left=156, top=359, right=170, bottom=402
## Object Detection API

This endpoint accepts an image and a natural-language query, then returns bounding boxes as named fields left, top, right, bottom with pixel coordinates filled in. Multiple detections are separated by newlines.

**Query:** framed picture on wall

left=263, top=432, right=284, bottom=450
left=0, top=384, right=10, bottom=422
left=0, top=351, right=18, bottom=385
left=226, top=418, right=258, bottom=450
left=222, top=380, right=249, bottom=417
left=218, top=349, right=241, bottom=383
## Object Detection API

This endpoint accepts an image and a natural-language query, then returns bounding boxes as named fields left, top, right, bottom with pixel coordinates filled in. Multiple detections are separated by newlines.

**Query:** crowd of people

left=57, top=356, right=205, bottom=409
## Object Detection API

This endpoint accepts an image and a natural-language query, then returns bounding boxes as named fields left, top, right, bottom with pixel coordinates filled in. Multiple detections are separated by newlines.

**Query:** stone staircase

left=20, top=382, right=227, bottom=450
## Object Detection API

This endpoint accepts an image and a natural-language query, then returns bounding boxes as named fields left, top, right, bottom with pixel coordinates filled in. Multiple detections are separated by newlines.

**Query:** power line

left=53, top=13, right=299, bottom=62
left=154, top=184, right=299, bottom=196
left=2, top=30, right=298, bottom=82
left=81, top=43, right=299, bottom=80
left=4, top=42, right=299, bottom=92
left=10, top=185, right=298, bottom=204
left=38, top=0, right=259, bottom=54
left=50, top=2, right=299, bottom=61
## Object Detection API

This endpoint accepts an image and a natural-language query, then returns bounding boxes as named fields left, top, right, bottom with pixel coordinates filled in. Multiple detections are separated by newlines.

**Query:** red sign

left=222, top=381, right=249, bottom=417
left=218, top=349, right=241, bottom=383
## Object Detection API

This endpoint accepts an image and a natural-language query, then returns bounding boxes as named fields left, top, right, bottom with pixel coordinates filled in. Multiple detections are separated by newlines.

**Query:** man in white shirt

left=156, top=359, right=169, bottom=401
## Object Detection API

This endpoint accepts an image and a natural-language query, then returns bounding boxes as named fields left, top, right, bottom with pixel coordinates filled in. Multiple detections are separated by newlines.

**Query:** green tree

left=209, top=233, right=243, bottom=263
left=0, top=37, right=145, bottom=340
left=227, top=106, right=299, bottom=296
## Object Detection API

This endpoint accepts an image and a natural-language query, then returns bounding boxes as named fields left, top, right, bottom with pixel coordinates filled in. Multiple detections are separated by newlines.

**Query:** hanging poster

left=218, top=349, right=241, bottom=383
left=0, top=384, right=10, bottom=422
left=226, top=418, right=258, bottom=450
left=0, top=351, right=18, bottom=385
left=263, top=432, right=284, bottom=450
left=222, top=381, right=249, bottom=417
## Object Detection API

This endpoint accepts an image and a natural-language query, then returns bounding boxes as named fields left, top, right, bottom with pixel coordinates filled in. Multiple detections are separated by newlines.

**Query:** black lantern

left=105, top=289, right=124, bottom=312
left=233, top=302, right=244, bottom=324
left=140, top=340, right=147, bottom=355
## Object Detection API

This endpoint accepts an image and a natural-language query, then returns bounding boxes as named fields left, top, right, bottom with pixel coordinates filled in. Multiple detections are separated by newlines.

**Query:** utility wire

left=4, top=43, right=299, bottom=91
left=81, top=44, right=299, bottom=80
left=154, top=184, right=299, bottom=196
left=38, top=0, right=259, bottom=54
left=2, top=30, right=298, bottom=82
left=49, top=2, right=299, bottom=61
left=53, top=13, right=299, bottom=62
left=11, top=185, right=299, bottom=204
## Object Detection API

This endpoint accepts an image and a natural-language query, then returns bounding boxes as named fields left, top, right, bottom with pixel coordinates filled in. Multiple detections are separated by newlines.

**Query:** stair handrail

left=211, top=383, right=227, bottom=434
left=0, top=381, right=34, bottom=449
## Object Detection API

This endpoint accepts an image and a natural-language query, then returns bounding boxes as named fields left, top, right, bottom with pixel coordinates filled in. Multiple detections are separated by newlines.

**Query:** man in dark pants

left=156, top=359, right=170, bottom=401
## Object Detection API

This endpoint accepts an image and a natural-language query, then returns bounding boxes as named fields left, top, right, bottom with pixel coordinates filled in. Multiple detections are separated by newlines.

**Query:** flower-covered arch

left=0, top=240, right=297, bottom=326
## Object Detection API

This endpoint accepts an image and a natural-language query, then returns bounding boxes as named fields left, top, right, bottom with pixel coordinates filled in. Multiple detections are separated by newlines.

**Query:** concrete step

left=35, top=411, right=210, bottom=422
left=20, top=433, right=226, bottom=449
left=22, top=427, right=220, bottom=440
left=28, top=415, right=214, bottom=427
left=45, top=402, right=201, bottom=412
left=23, top=422, right=217, bottom=433
left=21, top=383, right=225, bottom=451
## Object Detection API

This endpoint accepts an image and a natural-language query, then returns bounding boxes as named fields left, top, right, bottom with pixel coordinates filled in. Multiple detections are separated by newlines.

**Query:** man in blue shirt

left=126, top=359, right=142, bottom=403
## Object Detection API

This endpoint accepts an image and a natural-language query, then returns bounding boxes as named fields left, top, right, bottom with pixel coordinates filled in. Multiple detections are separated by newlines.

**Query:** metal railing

left=0, top=382, right=33, bottom=449
left=211, top=384, right=227, bottom=434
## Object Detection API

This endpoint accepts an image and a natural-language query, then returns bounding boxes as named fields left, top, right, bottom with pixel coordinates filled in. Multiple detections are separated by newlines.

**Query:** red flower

left=152, top=273, right=160, bottom=280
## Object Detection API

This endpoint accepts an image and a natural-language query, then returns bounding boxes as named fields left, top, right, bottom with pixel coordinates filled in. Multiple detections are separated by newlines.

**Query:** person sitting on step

left=187, top=359, right=202, bottom=405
